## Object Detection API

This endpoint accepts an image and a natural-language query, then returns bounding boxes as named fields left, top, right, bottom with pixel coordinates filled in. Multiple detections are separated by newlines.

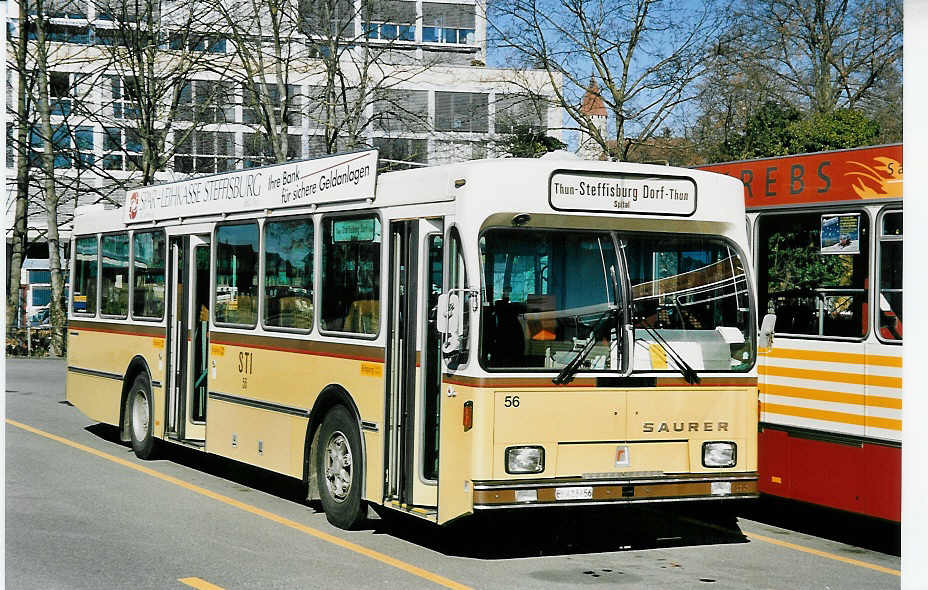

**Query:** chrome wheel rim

left=323, top=431, right=353, bottom=503
left=131, top=390, right=149, bottom=442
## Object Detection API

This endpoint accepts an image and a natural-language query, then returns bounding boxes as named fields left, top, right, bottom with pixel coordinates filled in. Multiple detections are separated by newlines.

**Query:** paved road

left=6, top=358, right=900, bottom=589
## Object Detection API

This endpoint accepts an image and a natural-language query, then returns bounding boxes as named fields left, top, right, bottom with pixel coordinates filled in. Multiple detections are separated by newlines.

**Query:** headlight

left=505, top=446, right=545, bottom=474
left=702, top=441, right=736, bottom=468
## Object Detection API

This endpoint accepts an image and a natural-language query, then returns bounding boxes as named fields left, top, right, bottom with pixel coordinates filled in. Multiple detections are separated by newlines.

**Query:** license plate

left=555, top=486, right=593, bottom=501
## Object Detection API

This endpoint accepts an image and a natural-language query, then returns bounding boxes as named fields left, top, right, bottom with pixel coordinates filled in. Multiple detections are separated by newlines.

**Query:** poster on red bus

left=698, top=144, right=902, bottom=208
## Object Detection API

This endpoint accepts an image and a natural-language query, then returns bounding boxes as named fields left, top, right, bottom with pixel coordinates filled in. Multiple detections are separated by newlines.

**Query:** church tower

left=577, top=78, right=608, bottom=160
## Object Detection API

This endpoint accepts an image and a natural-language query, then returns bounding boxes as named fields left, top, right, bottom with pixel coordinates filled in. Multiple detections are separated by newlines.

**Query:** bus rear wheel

left=316, top=406, right=366, bottom=530
left=128, top=374, right=156, bottom=459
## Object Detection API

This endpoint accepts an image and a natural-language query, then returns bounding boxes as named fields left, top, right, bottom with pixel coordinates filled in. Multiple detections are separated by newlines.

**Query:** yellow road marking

left=7, top=419, right=471, bottom=590
left=179, top=577, right=225, bottom=590
left=744, top=531, right=900, bottom=576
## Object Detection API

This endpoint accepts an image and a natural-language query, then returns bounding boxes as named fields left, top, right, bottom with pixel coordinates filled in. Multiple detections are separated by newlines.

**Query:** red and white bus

left=700, top=144, right=902, bottom=522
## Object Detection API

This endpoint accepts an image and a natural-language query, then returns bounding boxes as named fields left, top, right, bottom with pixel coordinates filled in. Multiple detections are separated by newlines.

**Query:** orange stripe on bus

left=763, top=347, right=902, bottom=368
left=760, top=402, right=902, bottom=431
left=758, top=365, right=902, bottom=389
left=759, top=383, right=903, bottom=410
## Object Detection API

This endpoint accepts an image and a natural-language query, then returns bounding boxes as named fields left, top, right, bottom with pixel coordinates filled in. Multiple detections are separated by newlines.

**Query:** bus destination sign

left=549, top=171, right=696, bottom=216
left=124, top=150, right=378, bottom=223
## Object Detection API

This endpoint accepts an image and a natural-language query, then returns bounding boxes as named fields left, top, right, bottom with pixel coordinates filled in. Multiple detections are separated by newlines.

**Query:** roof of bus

left=377, top=156, right=747, bottom=227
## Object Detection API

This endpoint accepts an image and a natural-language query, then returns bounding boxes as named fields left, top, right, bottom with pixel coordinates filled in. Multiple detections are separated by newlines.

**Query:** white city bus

left=68, top=150, right=764, bottom=529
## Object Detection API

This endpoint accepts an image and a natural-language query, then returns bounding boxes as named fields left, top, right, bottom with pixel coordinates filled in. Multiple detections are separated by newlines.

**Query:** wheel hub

left=323, top=431, right=353, bottom=502
left=132, top=390, right=149, bottom=441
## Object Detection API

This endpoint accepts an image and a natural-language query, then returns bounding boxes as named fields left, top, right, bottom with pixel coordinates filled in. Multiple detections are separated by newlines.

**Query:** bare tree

left=6, top=0, right=34, bottom=330
left=27, top=0, right=71, bottom=354
left=86, top=0, right=227, bottom=186
left=489, top=0, right=722, bottom=161
left=742, top=0, right=902, bottom=114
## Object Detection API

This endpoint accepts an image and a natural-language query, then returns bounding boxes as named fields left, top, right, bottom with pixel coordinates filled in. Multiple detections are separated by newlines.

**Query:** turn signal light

left=463, top=400, right=473, bottom=431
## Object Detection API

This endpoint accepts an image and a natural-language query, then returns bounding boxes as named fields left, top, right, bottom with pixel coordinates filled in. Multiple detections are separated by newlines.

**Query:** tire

left=316, top=406, right=366, bottom=529
left=128, top=373, right=156, bottom=459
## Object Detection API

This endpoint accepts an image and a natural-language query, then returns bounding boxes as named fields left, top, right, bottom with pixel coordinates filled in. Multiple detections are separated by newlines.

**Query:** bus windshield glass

left=479, top=229, right=621, bottom=371
left=624, top=235, right=752, bottom=372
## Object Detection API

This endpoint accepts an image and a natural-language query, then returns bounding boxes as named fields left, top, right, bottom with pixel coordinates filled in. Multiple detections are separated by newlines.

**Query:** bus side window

left=878, top=211, right=902, bottom=341
left=264, top=217, right=314, bottom=331
left=100, top=233, right=129, bottom=318
left=132, top=230, right=166, bottom=320
left=214, top=223, right=260, bottom=327
left=73, top=235, right=98, bottom=316
left=321, top=215, right=381, bottom=335
left=756, top=211, right=869, bottom=338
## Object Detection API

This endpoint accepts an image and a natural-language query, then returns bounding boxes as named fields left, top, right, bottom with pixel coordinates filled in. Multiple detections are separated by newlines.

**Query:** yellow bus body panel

left=438, top=383, right=757, bottom=524
left=66, top=326, right=166, bottom=437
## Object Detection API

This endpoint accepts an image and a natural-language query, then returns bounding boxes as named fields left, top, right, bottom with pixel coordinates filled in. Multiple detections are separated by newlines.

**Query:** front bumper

left=473, top=472, right=758, bottom=509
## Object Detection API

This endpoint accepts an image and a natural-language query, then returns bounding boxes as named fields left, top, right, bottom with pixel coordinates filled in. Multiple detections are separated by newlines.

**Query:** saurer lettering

left=642, top=421, right=729, bottom=433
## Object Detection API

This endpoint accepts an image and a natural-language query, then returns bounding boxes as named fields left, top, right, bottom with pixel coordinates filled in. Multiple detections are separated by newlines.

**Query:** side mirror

left=436, top=293, right=450, bottom=334
left=759, top=313, right=777, bottom=349
left=438, top=293, right=464, bottom=354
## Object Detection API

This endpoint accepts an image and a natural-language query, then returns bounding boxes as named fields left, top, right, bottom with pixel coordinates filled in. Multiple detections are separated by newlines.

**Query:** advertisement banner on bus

left=698, top=144, right=902, bottom=208
left=124, top=150, right=378, bottom=223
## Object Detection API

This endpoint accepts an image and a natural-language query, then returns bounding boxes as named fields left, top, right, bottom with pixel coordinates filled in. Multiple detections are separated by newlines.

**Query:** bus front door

left=384, top=218, right=443, bottom=515
left=165, top=234, right=210, bottom=443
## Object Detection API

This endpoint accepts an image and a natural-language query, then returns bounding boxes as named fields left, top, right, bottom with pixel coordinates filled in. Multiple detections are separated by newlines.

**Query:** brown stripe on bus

left=209, top=332, right=385, bottom=363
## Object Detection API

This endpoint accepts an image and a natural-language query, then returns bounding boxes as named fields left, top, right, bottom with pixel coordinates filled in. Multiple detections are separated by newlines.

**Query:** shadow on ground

left=739, top=495, right=900, bottom=556
left=86, top=422, right=750, bottom=558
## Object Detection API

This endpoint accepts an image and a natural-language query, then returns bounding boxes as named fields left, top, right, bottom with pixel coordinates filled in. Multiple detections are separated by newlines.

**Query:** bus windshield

left=479, top=229, right=753, bottom=373
left=480, top=228, right=621, bottom=371
left=625, top=235, right=753, bottom=372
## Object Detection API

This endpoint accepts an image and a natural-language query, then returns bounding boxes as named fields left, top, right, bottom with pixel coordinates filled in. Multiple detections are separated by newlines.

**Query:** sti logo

left=128, top=192, right=139, bottom=219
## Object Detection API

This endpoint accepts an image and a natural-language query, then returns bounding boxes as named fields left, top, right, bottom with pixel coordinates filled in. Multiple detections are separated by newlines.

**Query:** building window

left=46, top=0, right=87, bottom=19
left=422, top=2, right=475, bottom=44
left=29, top=270, right=52, bottom=284
left=100, top=233, right=130, bottom=317
left=372, top=137, right=427, bottom=168
left=32, top=286, right=52, bottom=308
left=321, top=215, right=381, bottom=335
left=215, top=223, right=260, bottom=326
left=363, top=0, right=416, bottom=41
left=110, top=76, right=140, bottom=119
left=264, top=218, right=314, bottom=330
left=878, top=210, right=902, bottom=341
left=30, top=125, right=73, bottom=169
left=757, top=211, right=870, bottom=338
left=102, top=126, right=142, bottom=171
left=174, top=130, right=235, bottom=174
left=494, top=93, right=547, bottom=134
left=373, top=89, right=428, bottom=133
left=243, top=132, right=301, bottom=168
left=242, top=83, right=302, bottom=127
left=132, top=230, right=166, bottom=320
left=178, top=80, right=234, bottom=123
left=432, top=140, right=486, bottom=164
left=73, top=236, right=98, bottom=315
left=435, top=92, right=488, bottom=133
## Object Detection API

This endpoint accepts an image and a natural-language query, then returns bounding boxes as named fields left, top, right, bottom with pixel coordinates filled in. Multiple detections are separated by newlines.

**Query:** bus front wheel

left=128, top=374, right=156, bottom=459
left=316, top=406, right=366, bottom=530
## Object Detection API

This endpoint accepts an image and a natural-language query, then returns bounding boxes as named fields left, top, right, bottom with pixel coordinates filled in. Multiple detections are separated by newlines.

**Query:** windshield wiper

left=636, top=314, right=701, bottom=385
left=552, top=306, right=620, bottom=385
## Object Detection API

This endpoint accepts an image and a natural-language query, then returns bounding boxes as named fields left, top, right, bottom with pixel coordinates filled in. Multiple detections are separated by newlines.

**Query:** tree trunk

left=33, top=2, right=67, bottom=356
left=7, top=0, right=31, bottom=331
